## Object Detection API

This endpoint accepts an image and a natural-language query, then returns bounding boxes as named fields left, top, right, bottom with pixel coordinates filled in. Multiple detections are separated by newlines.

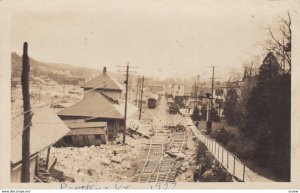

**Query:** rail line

left=132, top=128, right=187, bottom=183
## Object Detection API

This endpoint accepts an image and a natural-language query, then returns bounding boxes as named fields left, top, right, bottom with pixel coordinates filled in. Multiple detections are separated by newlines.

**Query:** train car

left=147, top=95, right=159, bottom=109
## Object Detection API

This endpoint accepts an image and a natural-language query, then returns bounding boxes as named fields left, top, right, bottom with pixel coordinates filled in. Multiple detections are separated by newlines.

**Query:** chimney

left=103, top=66, right=107, bottom=74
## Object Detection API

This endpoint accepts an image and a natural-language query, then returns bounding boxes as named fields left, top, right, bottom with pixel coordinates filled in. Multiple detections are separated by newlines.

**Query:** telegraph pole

left=211, top=66, right=214, bottom=109
left=123, top=64, right=129, bottom=144
left=193, top=79, right=197, bottom=109
left=21, top=42, right=32, bottom=183
left=196, top=75, right=199, bottom=106
left=139, top=76, right=144, bottom=120
left=135, top=77, right=140, bottom=106
left=117, top=63, right=138, bottom=144
left=206, top=66, right=215, bottom=133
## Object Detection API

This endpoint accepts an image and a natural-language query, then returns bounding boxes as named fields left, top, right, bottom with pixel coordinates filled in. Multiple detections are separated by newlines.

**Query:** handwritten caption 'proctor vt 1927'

left=60, top=182, right=177, bottom=190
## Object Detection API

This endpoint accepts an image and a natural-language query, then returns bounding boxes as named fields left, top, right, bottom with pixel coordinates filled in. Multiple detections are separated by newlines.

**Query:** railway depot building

left=57, top=67, right=138, bottom=146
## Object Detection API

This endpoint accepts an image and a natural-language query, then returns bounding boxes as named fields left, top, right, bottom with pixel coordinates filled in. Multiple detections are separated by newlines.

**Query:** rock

left=202, top=169, right=214, bottom=181
left=99, top=157, right=111, bottom=166
left=122, top=161, right=131, bottom=169
left=182, top=161, right=189, bottom=167
left=77, top=168, right=93, bottom=176
left=111, top=156, right=124, bottom=163
left=166, top=150, right=186, bottom=160
left=180, top=166, right=187, bottom=171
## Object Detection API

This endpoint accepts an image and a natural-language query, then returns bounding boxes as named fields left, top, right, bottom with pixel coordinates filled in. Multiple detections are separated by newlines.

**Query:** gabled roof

left=11, top=108, right=70, bottom=165
left=57, top=92, right=139, bottom=120
left=57, top=92, right=124, bottom=119
left=81, top=72, right=124, bottom=91
left=113, top=101, right=139, bottom=119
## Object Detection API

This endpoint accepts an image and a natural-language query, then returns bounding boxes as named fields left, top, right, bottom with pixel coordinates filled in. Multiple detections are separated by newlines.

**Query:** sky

left=11, top=0, right=297, bottom=81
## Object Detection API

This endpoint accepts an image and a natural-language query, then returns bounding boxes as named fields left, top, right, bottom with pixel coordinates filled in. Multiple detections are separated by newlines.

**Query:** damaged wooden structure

left=59, top=121, right=107, bottom=146
left=11, top=107, right=70, bottom=182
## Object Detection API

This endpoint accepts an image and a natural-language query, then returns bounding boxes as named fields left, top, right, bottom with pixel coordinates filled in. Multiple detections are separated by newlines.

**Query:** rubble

left=127, top=119, right=153, bottom=139
left=165, top=150, right=186, bottom=159
left=111, top=156, right=124, bottom=163
left=41, top=135, right=145, bottom=182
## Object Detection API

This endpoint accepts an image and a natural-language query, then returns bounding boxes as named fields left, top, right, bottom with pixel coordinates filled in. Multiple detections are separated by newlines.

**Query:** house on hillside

left=11, top=108, right=69, bottom=182
left=57, top=67, right=138, bottom=143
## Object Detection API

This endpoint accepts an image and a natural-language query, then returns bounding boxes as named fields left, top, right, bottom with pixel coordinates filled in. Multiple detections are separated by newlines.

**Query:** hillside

left=11, top=52, right=100, bottom=85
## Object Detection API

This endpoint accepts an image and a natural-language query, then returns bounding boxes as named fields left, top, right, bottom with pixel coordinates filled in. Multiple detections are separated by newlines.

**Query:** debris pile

left=127, top=119, right=154, bottom=139
left=41, top=141, right=144, bottom=182
left=175, top=129, right=198, bottom=182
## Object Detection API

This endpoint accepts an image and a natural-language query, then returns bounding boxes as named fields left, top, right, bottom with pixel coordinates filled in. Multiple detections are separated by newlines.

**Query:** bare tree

left=267, top=12, right=291, bottom=73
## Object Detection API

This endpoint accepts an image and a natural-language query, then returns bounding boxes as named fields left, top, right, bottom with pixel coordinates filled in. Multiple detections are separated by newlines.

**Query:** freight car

left=147, top=98, right=157, bottom=109
left=147, top=95, right=159, bottom=109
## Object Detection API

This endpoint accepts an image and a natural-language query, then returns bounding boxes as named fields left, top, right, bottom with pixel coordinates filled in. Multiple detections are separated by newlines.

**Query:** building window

left=95, top=135, right=101, bottom=139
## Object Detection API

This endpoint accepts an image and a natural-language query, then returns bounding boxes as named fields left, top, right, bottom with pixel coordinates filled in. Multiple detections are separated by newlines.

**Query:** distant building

left=171, top=84, right=185, bottom=98
left=148, top=85, right=164, bottom=94
left=11, top=108, right=69, bottom=182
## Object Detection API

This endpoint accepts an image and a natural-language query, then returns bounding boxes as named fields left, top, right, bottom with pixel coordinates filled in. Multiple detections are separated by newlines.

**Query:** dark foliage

left=192, top=106, right=202, bottom=121
left=210, top=107, right=220, bottom=122
left=243, top=52, right=291, bottom=181
left=215, top=127, right=232, bottom=145
left=223, top=88, right=241, bottom=126
left=200, top=104, right=207, bottom=121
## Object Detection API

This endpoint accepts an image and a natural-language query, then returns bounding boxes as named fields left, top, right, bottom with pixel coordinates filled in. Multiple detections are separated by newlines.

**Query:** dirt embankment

left=193, top=141, right=233, bottom=182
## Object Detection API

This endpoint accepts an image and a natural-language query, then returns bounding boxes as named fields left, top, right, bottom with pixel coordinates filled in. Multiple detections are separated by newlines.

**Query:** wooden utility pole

left=139, top=76, right=144, bottom=120
left=206, top=66, right=215, bottom=133
left=45, top=147, right=51, bottom=170
left=123, top=64, right=129, bottom=144
left=211, top=66, right=214, bottom=110
left=193, top=79, right=197, bottom=109
left=117, top=63, right=138, bottom=144
left=21, top=42, right=32, bottom=183
left=196, top=75, right=199, bottom=106
left=135, top=77, right=140, bottom=106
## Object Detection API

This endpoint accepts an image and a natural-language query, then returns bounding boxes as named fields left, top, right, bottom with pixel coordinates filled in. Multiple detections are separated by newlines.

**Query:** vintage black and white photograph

left=3, top=0, right=300, bottom=188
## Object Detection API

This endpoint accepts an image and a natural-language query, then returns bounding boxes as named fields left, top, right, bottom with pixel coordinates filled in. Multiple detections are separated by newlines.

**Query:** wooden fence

left=186, top=118, right=253, bottom=182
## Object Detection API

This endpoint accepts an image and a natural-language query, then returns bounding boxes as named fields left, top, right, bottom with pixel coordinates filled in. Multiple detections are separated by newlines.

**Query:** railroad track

left=132, top=130, right=187, bottom=183
left=167, top=132, right=187, bottom=152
